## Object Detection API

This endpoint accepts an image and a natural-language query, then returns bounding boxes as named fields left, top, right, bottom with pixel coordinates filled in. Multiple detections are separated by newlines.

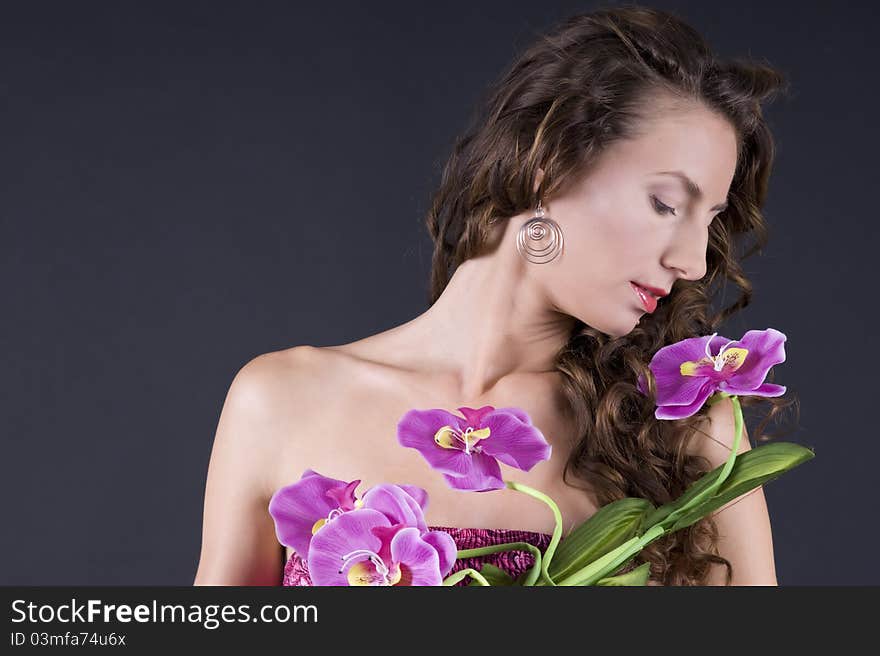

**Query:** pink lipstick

left=631, top=282, right=658, bottom=313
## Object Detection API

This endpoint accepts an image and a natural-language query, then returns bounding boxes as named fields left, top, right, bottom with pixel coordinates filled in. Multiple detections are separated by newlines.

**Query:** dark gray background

left=1, top=0, right=875, bottom=585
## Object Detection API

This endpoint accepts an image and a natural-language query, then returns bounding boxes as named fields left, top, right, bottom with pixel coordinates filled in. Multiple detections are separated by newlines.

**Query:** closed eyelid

left=650, top=193, right=719, bottom=224
left=650, top=194, right=676, bottom=215
left=653, top=170, right=728, bottom=212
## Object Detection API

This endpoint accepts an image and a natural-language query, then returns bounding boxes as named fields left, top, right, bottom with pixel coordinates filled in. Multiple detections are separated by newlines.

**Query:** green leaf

left=547, top=497, right=653, bottom=582
left=556, top=524, right=664, bottom=586
left=467, top=563, right=516, bottom=586
left=556, top=442, right=814, bottom=586
left=596, top=562, right=652, bottom=586
left=640, top=468, right=725, bottom=531
left=641, top=395, right=745, bottom=530
left=668, top=442, right=815, bottom=531
left=640, top=442, right=814, bottom=533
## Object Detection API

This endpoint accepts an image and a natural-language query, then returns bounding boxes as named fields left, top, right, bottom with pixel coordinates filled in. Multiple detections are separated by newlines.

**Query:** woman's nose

left=661, top=221, right=709, bottom=282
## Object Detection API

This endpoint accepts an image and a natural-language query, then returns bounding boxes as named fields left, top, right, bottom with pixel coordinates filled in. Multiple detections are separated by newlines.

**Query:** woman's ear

left=533, top=167, right=545, bottom=195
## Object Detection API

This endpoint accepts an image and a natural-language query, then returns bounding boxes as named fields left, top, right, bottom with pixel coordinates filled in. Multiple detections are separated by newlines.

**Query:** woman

left=194, top=6, right=796, bottom=586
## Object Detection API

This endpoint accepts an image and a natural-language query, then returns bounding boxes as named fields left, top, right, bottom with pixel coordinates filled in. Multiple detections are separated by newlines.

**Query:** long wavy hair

left=424, top=6, right=800, bottom=585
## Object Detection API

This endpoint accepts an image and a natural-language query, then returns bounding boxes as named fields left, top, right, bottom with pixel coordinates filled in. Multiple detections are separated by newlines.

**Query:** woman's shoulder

left=235, top=343, right=358, bottom=393
left=233, top=340, right=400, bottom=428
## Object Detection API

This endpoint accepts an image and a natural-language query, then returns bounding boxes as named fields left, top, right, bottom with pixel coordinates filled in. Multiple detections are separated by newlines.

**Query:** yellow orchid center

left=433, top=425, right=491, bottom=454
left=340, top=550, right=402, bottom=586
left=680, top=332, right=748, bottom=377
left=311, top=517, right=326, bottom=534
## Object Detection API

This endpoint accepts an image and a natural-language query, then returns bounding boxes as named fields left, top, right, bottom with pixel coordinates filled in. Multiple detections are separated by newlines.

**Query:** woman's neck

left=393, top=236, right=576, bottom=399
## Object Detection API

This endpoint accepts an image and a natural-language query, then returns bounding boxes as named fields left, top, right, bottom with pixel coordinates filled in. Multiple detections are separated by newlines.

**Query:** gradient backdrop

left=2, top=1, right=876, bottom=585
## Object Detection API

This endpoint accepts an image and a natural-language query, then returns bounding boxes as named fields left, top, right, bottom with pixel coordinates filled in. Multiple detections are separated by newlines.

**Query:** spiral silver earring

left=516, top=200, right=564, bottom=264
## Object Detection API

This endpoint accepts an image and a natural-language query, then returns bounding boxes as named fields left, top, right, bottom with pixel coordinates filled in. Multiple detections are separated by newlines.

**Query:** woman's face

left=535, top=104, right=739, bottom=338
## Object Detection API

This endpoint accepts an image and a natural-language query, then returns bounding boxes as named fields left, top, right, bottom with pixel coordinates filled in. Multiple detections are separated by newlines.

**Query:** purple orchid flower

left=396, top=405, right=552, bottom=492
left=268, top=469, right=429, bottom=559
left=307, top=508, right=457, bottom=586
left=637, top=328, right=787, bottom=420
left=358, top=482, right=430, bottom=533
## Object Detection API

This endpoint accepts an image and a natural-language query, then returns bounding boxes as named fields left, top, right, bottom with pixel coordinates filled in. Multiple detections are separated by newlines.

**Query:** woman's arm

left=688, top=396, right=779, bottom=586
left=193, top=353, right=291, bottom=585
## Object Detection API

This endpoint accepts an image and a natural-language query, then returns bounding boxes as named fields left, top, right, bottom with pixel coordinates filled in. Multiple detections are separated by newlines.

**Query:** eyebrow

left=654, top=170, right=729, bottom=212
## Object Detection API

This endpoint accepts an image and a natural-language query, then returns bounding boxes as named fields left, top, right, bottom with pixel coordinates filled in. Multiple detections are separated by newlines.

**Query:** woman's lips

left=630, top=282, right=658, bottom=313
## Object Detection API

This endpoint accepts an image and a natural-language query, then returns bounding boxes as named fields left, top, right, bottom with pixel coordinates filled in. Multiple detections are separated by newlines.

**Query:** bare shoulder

left=230, top=345, right=349, bottom=413
left=683, top=395, right=778, bottom=585
left=685, top=395, right=752, bottom=469
left=194, top=344, right=359, bottom=585
left=213, top=346, right=337, bottom=488
left=251, top=342, right=381, bottom=470
left=233, top=345, right=320, bottom=397
left=194, top=345, right=328, bottom=585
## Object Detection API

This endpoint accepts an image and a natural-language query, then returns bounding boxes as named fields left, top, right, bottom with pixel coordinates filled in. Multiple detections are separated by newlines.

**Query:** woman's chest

left=269, top=366, right=599, bottom=562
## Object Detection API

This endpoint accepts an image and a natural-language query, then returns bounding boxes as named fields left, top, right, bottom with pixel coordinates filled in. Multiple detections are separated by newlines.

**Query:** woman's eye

left=650, top=195, right=677, bottom=216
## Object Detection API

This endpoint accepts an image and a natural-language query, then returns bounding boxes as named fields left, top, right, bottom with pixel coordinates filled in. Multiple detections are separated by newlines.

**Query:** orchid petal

left=420, top=529, right=458, bottom=576
left=719, top=381, right=787, bottom=397
left=480, top=410, right=552, bottom=470
left=268, top=470, right=351, bottom=559
left=370, top=524, right=405, bottom=564
left=457, top=405, right=496, bottom=425
left=307, top=508, right=390, bottom=586
left=325, top=479, right=361, bottom=511
left=389, top=527, right=443, bottom=586
left=398, top=488, right=430, bottom=530
left=398, top=408, right=466, bottom=441
left=442, top=452, right=505, bottom=491
left=397, top=484, right=429, bottom=511
left=493, top=406, right=533, bottom=425
left=643, top=328, right=788, bottom=420
left=655, top=381, right=716, bottom=420
left=649, top=334, right=722, bottom=406
left=721, top=329, right=787, bottom=390
left=397, top=408, right=473, bottom=476
left=361, top=484, right=428, bottom=532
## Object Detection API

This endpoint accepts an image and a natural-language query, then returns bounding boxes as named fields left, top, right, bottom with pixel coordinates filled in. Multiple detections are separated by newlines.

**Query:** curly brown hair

left=424, top=5, right=800, bottom=585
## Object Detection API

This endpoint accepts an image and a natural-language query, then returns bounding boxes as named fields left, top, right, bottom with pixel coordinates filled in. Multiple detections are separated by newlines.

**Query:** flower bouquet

left=268, top=328, right=814, bottom=586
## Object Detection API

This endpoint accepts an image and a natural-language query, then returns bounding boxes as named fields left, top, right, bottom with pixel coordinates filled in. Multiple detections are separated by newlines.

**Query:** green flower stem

left=504, top=480, right=564, bottom=586
left=442, top=568, right=490, bottom=586
left=659, top=394, right=744, bottom=528
left=546, top=395, right=745, bottom=586
left=553, top=524, right=666, bottom=586
left=455, top=542, right=544, bottom=586
left=705, top=390, right=731, bottom=407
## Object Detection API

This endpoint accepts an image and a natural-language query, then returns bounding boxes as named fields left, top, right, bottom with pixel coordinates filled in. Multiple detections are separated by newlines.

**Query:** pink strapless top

left=282, top=525, right=553, bottom=586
